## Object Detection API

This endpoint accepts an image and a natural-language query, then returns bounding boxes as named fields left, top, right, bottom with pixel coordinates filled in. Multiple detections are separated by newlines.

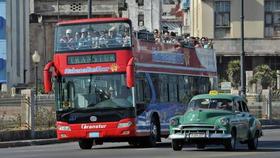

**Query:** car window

left=234, top=100, right=243, bottom=112
left=239, top=101, right=243, bottom=112
left=241, top=101, right=249, bottom=112
left=188, top=98, right=233, bottom=111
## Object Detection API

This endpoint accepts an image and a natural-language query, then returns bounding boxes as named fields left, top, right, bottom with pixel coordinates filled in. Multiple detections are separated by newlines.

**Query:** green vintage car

left=169, top=92, right=263, bottom=151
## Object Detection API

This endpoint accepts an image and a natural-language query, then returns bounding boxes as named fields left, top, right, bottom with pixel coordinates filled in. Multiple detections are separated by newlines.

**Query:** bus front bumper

left=56, top=118, right=136, bottom=140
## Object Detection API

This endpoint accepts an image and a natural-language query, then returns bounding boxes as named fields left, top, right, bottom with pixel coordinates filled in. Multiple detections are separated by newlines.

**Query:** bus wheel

left=146, top=117, right=159, bottom=147
left=78, top=139, right=93, bottom=149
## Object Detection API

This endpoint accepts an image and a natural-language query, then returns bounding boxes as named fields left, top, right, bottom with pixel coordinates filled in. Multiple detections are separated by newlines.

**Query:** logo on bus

left=110, top=64, right=119, bottom=72
left=90, top=116, right=97, bottom=122
left=81, top=124, right=107, bottom=129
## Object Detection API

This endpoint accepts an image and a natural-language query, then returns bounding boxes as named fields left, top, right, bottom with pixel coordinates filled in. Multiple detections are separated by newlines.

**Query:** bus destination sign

left=67, top=54, right=116, bottom=65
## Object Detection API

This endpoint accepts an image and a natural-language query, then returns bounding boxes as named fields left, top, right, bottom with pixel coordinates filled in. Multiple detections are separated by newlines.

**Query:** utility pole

left=88, top=0, right=92, bottom=18
left=240, top=0, right=246, bottom=97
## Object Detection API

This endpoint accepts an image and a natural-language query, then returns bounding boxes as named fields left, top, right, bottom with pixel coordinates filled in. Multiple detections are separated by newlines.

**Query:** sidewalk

left=0, top=138, right=71, bottom=148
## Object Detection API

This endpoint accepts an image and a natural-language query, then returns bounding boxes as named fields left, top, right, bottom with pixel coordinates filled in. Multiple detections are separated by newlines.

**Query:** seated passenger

left=122, top=31, right=131, bottom=47
left=91, top=31, right=99, bottom=48
left=59, top=29, right=74, bottom=50
left=60, top=29, right=73, bottom=43
left=98, top=31, right=108, bottom=48
left=78, top=28, right=91, bottom=49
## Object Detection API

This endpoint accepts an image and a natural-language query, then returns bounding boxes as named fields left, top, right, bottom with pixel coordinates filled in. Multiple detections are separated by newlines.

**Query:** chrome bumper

left=169, top=133, right=231, bottom=140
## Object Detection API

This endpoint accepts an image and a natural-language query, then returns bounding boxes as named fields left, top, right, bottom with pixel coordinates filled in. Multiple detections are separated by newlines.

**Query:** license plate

left=89, top=132, right=99, bottom=138
left=189, top=133, right=205, bottom=138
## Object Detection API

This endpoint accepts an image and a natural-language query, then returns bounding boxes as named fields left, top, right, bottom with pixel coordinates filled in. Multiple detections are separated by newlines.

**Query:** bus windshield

left=55, top=22, right=131, bottom=52
left=55, top=74, right=133, bottom=111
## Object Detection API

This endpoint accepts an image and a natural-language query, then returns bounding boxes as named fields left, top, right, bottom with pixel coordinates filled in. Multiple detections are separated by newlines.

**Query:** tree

left=226, top=60, right=240, bottom=89
left=250, top=64, right=276, bottom=89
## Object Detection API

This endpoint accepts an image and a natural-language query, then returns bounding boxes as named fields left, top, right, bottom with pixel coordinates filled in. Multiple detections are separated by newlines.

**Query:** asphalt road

left=1, top=129, right=280, bottom=158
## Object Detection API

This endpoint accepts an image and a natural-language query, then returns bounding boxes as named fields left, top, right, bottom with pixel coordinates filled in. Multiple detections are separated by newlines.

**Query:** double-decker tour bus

left=43, top=18, right=217, bottom=149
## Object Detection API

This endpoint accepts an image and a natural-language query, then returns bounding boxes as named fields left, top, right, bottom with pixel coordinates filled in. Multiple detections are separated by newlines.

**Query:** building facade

left=6, top=0, right=126, bottom=88
left=190, top=0, right=280, bottom=80
left=123, top=0, right=161, bottom=32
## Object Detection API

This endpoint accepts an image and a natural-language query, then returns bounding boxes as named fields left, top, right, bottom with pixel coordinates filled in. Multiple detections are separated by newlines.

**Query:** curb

left=0, top=139, right=72, bottom=148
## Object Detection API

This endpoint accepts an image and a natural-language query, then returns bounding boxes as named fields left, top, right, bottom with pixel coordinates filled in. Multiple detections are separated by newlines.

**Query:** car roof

left=191, top=93, right=245, bottom=102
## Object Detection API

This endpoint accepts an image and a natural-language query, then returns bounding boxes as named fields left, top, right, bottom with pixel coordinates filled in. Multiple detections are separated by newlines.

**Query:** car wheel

left=248, top=132, right=258, bottom=150
left=196, top=143, right=206, bottom=149
left=172, top=139, right=184, bottom=151
left=224, top=130, right=237, bottom=150
left=78, top=139, right=93, bottom=149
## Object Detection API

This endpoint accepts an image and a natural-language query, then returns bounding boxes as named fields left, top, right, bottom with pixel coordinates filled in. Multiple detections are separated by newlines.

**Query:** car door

left=241, top=101, right=254, bottom=139
left=232, top=99, right=243, bottom=139
left=238, top=100, right=250, bottom=140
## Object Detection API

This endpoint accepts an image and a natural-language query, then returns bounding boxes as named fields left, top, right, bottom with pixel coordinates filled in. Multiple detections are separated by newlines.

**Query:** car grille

left=174, top=124, right=225, bottom=135
left=181, top=124, right=215, bottom=130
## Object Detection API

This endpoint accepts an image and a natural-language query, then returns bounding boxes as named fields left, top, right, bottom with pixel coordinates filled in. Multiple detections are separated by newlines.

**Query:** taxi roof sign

left=209, top=90, right=219, bottom=95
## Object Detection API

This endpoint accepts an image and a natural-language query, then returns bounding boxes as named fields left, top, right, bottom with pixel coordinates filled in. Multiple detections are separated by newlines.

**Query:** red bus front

left=44, top=18, right=137, bottom=147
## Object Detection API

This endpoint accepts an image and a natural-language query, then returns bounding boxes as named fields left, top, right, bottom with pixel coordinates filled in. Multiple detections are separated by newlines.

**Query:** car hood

left=181, top=109, right=233, bottom=124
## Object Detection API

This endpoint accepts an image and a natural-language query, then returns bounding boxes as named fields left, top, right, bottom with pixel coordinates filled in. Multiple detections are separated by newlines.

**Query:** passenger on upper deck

left=59, top=29, right=74, bottom=50
left=107, top=27, right=123, bottom=47
left=78, top=28, right=91, bottom=49
left=60, top=29, right=74, bottom=43
left=99, top=30, right=108, bottom=48
left=91, top=31, right=100, bottom=48
left=153, top=29, right=161, bottom=43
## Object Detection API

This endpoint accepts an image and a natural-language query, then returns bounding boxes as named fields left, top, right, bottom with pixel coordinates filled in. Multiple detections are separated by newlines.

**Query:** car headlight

left=170, top=118, right=180, bottom=126
left=220, top=117, right=229, bottom=126
left=57, top=125, right=71, bottom=131
left=118, top=121, right=133, bottom=128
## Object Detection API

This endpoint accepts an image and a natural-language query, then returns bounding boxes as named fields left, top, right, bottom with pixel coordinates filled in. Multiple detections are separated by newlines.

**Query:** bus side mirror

left=44, top=62, right=54, bottom=93
left=44, top=71, right=52, bottom=93
left=126, top=58, right=134, bottom=88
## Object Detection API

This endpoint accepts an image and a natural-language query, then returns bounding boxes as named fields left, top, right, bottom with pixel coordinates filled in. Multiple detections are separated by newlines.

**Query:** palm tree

left=250, top=64, right=276, bottom=89
left=226, top=60, right=240, bottom=89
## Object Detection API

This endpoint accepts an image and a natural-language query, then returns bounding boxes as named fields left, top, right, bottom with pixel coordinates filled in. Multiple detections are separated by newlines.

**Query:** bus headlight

left=118, top=121, right=133, bottom=128
left=58, top=125, right=71, bottom=131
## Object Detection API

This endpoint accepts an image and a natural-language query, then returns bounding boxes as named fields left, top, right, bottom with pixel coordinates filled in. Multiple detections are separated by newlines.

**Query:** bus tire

left=146, top=116, right=159, bottom=147
left=78, top=139, right=93, bottom=149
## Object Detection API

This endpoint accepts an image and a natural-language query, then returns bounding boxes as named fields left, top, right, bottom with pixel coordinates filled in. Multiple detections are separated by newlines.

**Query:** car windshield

left=188, top=98, right=233, bottom=111
left=55, top=22, right=131, bottom=52
left=55, top=74, right=133, bottom=111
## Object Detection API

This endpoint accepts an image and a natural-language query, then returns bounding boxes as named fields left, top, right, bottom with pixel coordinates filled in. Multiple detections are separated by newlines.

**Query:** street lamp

left=32, top=50, right=41, bottom=108
left=31, top=50, right=40, bottom=139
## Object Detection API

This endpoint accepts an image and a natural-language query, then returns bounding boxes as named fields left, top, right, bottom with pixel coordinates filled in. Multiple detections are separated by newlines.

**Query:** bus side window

left=135, top=74, right=151, bottom=104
